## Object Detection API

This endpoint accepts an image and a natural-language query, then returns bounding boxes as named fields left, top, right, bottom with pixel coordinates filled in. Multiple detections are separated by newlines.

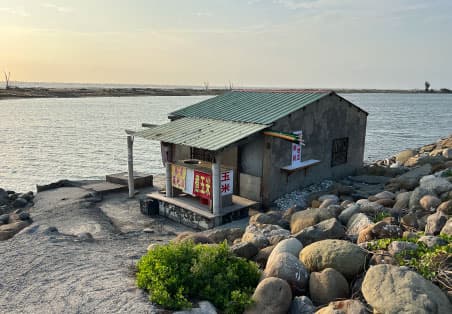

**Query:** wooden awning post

left=212, top=154, right=222, bottom=215
left=127, top=135, right=135, bottom=198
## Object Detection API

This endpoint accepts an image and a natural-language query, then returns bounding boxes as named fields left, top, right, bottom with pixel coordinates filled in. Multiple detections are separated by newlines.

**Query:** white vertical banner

left=291, top=131, right=303, bottom=167
left=184, top=168, right=195, bottom=196
left=220, top=170, right=233, bottom=196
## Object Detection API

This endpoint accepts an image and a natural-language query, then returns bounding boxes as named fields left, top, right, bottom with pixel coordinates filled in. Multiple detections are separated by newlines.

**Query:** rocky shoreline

left=0, top=135, right=451, bottom=313
left=163, top=135, right=452, bottom=313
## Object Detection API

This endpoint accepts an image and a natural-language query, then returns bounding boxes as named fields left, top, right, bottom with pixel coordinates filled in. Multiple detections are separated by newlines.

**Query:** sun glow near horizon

left=1, top=0, right=452, bottom=89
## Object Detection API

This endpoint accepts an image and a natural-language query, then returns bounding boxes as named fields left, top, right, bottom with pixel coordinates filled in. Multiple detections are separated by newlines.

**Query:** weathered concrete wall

left=262, top=93, right=367, bottom=205
left=173, top=145, right=191, bottom=161
left=158, top=201, right=215, bottom=230
left=239, top=134, right=264, bottom=177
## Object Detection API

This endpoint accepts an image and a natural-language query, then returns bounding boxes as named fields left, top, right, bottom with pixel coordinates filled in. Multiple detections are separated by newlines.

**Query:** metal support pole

left=212, top=154, right=221, bottom=215
left=127, top=135, right=135, bottom=198
left=165, top=162, right=173, bottom=197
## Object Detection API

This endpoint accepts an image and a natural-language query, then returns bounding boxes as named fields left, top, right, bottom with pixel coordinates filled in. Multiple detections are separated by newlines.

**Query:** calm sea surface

left=0, top=93, right=451, bottom=192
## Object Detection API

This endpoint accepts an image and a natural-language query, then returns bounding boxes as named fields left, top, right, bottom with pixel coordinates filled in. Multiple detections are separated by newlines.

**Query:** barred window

left=331, top=138, right=349, bottom=167
left=190, top=147, right=215, bottom=162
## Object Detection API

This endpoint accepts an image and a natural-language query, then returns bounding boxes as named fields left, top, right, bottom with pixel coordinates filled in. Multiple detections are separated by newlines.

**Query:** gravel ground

left=0, top=186, right=193, bottom=314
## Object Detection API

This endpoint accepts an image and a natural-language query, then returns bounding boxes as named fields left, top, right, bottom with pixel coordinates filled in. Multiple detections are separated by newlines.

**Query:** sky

left=1, top=0, right=451, bottom=89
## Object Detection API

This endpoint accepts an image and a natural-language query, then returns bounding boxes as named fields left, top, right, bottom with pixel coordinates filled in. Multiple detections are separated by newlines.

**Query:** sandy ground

left=0, top=185, right=202, bottom=314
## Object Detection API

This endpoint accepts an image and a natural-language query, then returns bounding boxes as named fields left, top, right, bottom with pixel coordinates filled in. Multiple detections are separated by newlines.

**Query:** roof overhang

left=133, top=117, right=270, bottom=152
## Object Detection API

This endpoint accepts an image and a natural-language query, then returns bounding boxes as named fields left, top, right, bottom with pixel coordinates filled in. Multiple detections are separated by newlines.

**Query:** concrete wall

left=262, top=93, right=367, bottom=205
left=173, top=144, right=191, bottom=161
left=239, top=134, right=264, bottom=177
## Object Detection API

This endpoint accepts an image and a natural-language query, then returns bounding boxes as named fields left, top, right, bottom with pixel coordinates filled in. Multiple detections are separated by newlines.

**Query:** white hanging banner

left=220, top=170, right=233, bottom=196
left=291, top=131, right=303, bottom=167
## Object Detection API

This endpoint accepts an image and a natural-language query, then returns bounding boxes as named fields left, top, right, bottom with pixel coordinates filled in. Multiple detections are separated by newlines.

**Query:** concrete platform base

left=106, top=172, right=153, bottom=188
left=83, top=182, right=128, bottom=195
left=146, top=192, right=258, bottom=230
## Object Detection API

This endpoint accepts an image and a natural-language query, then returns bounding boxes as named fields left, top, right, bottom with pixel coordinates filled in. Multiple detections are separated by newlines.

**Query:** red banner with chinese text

left=193, top=170, right=212, bottom=200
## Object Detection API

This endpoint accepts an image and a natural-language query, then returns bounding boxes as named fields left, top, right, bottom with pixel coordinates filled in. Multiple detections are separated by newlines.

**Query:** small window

left=331, top=138, right=348, bottom=167
left=191, top=147, right=214, bottom=162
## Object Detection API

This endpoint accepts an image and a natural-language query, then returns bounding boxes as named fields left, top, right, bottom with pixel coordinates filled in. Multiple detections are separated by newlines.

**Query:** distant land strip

left=0, top=86, right=451, bottom=100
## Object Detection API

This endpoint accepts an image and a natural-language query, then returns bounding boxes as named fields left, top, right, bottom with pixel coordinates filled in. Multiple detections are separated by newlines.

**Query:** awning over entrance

left=134, top=117, right=270, bottom=151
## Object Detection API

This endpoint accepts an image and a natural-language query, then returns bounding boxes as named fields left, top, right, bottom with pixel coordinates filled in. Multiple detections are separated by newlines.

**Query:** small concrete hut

left=128, top=90, right=368, bottom=229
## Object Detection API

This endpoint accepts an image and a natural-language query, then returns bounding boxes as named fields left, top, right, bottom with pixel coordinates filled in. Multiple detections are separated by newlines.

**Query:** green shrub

left=136, top=241, right=260, bottom=313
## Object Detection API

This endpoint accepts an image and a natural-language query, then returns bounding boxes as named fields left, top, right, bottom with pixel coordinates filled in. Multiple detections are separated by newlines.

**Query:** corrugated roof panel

left=134, top=117, right=270, bottom=151
left=169, top=90, right=331, bottom=124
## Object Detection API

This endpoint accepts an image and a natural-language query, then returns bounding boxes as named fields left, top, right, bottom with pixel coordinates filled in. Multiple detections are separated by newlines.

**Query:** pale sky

left=1, top=0, right=451, bottom=89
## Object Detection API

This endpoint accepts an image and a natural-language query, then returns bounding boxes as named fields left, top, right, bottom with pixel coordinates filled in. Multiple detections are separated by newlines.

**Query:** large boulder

left=362, top=264, right=452, bottom=314
left=437, top=200, right=452, bottom=215
left=203, top=228, right=244, bottom=244
left=338, top=204, right=361, bottom=225
left=393, top=191, right=412, bottom=210
left=440, top=218, right=452, bottom=236
left=418, top=235, right=447, bottom=248
left=267, top=238, right=303, bottom=266
left=419, top=195, right=441, bottom=210
left=230, top=241, right=258, bottom=259
left=253, top=245, right=275, bottom=268
left=409, top=187, right=430, bottom=209
left=264, top=252, right=309, bottom=295
left=245, top=277, right=292, bottom=314
left=346, top=213, right=373, bottom=237
left=396, top=149, right=416, bottom=164
left=355, top=200, right=383, bottom=215
left=419, top=175, right=452, bottom=195
left=387, top=241, right=419, bottom=256
left=299, top=239, right=368, bottom=278
left=291, top=208, right=334, bottom=234
left=289, top=296, right=315, bottom=314
left=357, top=221, right=402, bottom=244
left=294, top=218, right=345, bottom=246
left=309, top=268, right=349, bottom=305
left=0, top=188, right=9, bottom=205
left=242, top=223, right=290, bottom=249
left=372, top=191, right=396, bottom=200
left=387, top=164, right=432, bottom=190
left=0, top=220, right=30, bottom=241
left=425, top=212, right=448, bottom=235
left=315, top=299, right=369, bottom=314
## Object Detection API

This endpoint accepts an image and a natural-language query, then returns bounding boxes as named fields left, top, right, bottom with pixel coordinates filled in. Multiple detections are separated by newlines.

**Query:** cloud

left=0, top=6, right=30, bottom=17
left=194, top=11, right=212, bottom=17
left=42, top=3, right=73, bottom=13
left=272, top=0, right=321, bottom=10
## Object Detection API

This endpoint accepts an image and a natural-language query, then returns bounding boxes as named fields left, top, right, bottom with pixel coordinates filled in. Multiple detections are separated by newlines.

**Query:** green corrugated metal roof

left=134, top=117, right=270, bottom=151
left=169, top=90, right=332, bottom=124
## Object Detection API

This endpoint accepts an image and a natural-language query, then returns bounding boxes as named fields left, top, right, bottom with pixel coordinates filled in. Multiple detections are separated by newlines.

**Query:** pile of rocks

left=0, top=188, right=34, bottom=241
left=177, top=136, right=452, bottom=313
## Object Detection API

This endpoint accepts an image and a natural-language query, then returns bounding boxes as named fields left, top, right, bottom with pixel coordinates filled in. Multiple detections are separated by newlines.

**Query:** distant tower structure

left=425, top=81, right=430, bottom=92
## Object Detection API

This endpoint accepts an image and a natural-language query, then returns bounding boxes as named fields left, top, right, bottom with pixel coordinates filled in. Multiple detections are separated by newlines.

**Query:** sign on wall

left=291, top=131, right=304, bottom=167
left=193, top=170, right=212, bottom=200
left=171, top=164, right=186, bottom=190
left=221, top=170, right=233, bottom=196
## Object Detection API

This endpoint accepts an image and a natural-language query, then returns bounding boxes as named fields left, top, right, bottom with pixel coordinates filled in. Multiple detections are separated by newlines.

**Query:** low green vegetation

left=373, top=211, right=392, bottom=222
left=367, top=234, right=452, bottom=290
left=441, top=168, right=452, bottom=177
left=136, top=241, right=260, bottom=313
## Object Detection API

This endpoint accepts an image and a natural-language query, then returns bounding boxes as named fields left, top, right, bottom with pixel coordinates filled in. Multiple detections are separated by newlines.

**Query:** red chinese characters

left=193, top=170, right=212, bottom=200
